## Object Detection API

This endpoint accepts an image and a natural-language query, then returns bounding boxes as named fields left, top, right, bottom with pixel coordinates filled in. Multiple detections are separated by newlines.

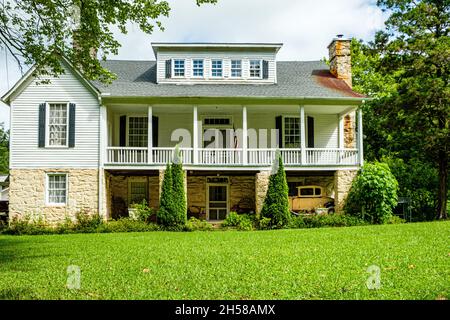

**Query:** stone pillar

left=334, top=170, right=358, bottom=212
left=255, top=171, right=271, bottom=215
left=99, top=169, right=111, bottom=220
left=344, top=112, right=356, bottom=148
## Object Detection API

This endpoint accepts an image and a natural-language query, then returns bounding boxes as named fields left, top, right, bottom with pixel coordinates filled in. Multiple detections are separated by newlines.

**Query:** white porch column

left=338, top=114, right=345, bottom=149
left=193, top=105, right=198, bottom=164
left=357, top=107, right=364, bottom=166
left=99, top=105, right=107, bottom=219
left=299, top=105, right=306, bottom=165
left=242, top=105, right=248, bottom=165
left=147, top=105, right=153, bottom=164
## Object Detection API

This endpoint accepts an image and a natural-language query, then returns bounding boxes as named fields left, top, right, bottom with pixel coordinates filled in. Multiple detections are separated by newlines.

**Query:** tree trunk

left=436, top=150, right=448, bottom=219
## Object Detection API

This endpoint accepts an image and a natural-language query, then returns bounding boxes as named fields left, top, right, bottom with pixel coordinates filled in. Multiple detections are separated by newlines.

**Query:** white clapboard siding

left=313, top=115, right=339, bottom=148
left=156, top=50, right=277, bottom=84
left=10, top=64, right=100, bottom=168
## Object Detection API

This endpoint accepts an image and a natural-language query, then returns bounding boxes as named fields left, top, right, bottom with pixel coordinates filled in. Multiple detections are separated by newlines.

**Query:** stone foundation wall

left=109, top=174, right=160, bottom=219
left=334, top=170, right=358, bottom=212
left=230, top=176, right=255, bottom=212
left=9, top=168, right=99, bottom=224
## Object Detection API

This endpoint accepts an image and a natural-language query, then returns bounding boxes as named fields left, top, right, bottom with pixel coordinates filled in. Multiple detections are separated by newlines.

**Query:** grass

left=0, top=221, right=449, bottom=300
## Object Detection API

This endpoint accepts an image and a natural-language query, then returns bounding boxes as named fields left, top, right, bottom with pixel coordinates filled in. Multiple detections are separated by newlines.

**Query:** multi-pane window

left=284, top=117, right=300, bottom=148
left=173, top=59, right=185, bottom=77
left=48, top=103, right=68, bottom=146
left=129, top=181, right=148, bottom=204
left=128, top=117, right=148, bottom=147
left=249, top=60, right=261, bottom=78
left=231, top=60, right=242, bottom=77
left=192, top=59, right=204, bottom=77
left=211, top=59, right=223, bottom=77
left=47, top=173, right=67, bottom=205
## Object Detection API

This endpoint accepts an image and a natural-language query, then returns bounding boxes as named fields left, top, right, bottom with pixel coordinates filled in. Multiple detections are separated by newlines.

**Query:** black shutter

left=38, top=103, right=46, bottom=148
left=165, top=60, right=172, bottom=78
left=119, top=115, right=127, bottom=147
left=152, top=116, right=158, bottom=147
left=262, top=60, right=269, bottom=79
left=275, top=116, right=283, bottom=148
left=307, top=116, right=314, bottom=148
left=68, top=103, right=76, bottom=148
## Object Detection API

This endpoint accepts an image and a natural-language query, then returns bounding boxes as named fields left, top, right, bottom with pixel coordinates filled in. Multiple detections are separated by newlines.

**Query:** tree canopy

left=352, top=0, right=449, bottom=219
left=0, top=0, right=217, bottom=83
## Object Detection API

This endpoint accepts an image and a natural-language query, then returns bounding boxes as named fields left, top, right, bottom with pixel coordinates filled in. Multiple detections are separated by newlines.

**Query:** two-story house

left=2, top=36, right=365, bottom=223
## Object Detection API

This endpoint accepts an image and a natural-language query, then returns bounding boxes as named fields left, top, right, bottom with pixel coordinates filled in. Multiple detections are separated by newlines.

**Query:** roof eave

left=101, top=94, right=368, bottom=106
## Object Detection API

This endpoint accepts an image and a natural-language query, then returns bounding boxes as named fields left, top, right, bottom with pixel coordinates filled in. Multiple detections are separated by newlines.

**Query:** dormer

left=152, top=43, right=283, bottom=85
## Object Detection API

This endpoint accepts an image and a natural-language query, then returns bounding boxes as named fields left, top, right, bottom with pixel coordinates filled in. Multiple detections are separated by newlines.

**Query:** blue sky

left=0, top=0, right=387, bottom=129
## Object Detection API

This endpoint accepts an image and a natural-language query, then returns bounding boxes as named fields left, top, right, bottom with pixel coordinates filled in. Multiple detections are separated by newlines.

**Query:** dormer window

left=211, top=59, right=223, bottom=77
left=192, top=59, right=204, bottom=77
left=250, top=60, right=262, bottom=78
left=173, top=59, right=185, bottom=77
left=231, top=60, right=242, bottom=78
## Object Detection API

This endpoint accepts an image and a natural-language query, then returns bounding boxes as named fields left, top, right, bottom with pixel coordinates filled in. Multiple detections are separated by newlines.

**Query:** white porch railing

left=106, top=147, right=359, bottom=166
left=305, top=148, right=358, bottom=165
left=198, top=148, right=243, bottom=165
left=107, top=147, right=148, bottom=164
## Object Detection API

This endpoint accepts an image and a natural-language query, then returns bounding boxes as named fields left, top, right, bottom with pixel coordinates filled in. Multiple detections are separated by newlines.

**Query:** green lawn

left=0, top=221, right=449, bottom=300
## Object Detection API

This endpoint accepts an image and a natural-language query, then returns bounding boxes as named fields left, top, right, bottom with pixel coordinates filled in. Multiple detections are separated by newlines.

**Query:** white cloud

left=0, top=0, right=387, bottom=128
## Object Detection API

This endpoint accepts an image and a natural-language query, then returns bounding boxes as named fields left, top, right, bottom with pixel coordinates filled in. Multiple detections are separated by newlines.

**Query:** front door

left=207, top=184, right=228, bottom=220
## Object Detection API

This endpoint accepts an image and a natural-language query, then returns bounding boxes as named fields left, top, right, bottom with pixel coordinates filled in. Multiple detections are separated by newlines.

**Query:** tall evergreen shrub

left=261, top=152, right=291, bottom=227
left=157, top=162, right=175, bottom=226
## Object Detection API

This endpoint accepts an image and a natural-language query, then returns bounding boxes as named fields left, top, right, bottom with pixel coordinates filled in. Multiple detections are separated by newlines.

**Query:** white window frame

left=126, top=114, right=148, bottom=147
left=211, top=59, right=223, bottom=78
left=128, top=177, right=148, bottom=205
left=172, top=59, right=185, bottom=78
left=46, top=173, right=68, bottom=206
left=249, top=59, right=262, bottom=79
left=192, top=59, right=204, bottom=78
left=282, top=115, right=301, bottom=149
left=230, top=59, right=242, bottom=78
left=45, top=102, right=70, bottom=148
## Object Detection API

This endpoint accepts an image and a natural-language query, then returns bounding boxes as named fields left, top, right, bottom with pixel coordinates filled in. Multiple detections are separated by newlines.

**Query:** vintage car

left=289, top=185, right=335, bottom=214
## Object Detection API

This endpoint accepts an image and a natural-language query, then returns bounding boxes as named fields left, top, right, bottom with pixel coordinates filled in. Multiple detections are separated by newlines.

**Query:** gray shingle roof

left=93, top=60, right=364, bottom=99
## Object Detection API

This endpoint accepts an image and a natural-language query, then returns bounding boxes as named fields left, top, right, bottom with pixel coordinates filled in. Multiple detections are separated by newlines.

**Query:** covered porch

left=100, top=104, right=363, bottom=168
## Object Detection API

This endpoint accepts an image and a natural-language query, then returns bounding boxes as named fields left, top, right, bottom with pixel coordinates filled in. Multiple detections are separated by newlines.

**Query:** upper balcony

left=100, top=104, right=363, bottom=170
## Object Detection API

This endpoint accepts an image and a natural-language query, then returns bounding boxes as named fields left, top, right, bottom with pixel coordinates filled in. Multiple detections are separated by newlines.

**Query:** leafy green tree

left=0, top=123, right=9, bottom=174
left=345, top=162, right=399, bottom=224
left=171, top=147, right=187, bottom=225
left=0, top=0, right=217, bottom=83
left=261, top=152, right=290, bottom=227
left=372, top=0, right=449, bottom=219
left=157, top=162, right=174, bottom=227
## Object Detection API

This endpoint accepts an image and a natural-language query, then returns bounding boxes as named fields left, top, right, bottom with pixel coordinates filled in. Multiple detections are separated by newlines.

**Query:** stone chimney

left=328, top=34, right=352, bottom=88
left=72, top=30, right=97, bottom=59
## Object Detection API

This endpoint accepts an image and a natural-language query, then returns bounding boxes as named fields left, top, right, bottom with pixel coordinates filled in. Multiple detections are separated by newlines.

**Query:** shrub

left=383, top=156, right=438, bottom=221
left=171, top=148, right=187, bottom=226
left=157, top=147, right=187, bottom=228
left=157, top=162, right=175, bottom=226
left=3, top=216, right=54, bottom=235
left=287, top=214, right=367, bottom=229
left=222, top=212, right=255, bottom=231
left=130, top=199, right=154, bottom=223
left=222, top=211, right=241, bottom=227
left=97, top=218, right=159, bottom=233
left=73, top=210, right=103, bottom=232
left=258, top=217, right=273, bottom=230
left=260, top=152, right=291, bottom=228
left=386, top=215, right=406, bottom=224
left=186, top=217, right=213, bottom=231
left=345, top=162, right=399, bottom=224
